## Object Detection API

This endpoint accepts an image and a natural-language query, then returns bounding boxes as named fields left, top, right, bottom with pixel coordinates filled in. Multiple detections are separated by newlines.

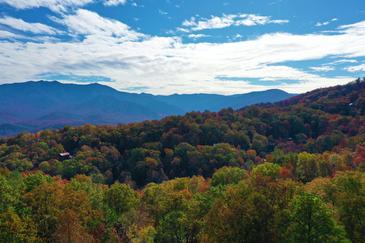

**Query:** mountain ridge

left=0, top=80, right=295, bottom=136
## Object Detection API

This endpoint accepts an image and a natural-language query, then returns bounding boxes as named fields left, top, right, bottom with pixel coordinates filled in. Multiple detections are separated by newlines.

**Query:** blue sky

left=0, top=0, right=365, bottom=94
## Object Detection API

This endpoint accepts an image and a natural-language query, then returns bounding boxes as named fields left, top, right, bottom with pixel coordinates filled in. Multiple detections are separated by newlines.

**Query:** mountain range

left=0, top=81, right=294, bottom=136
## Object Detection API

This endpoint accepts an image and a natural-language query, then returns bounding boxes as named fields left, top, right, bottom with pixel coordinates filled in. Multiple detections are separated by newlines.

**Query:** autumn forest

left=1, top=79, right=365, bottom=242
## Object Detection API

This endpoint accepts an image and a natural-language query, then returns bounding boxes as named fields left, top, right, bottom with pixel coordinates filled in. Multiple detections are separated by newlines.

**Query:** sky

left=0, top=0, right=365, bottom=95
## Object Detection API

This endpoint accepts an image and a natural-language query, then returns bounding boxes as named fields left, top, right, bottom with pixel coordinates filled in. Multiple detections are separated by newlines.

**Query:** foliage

left=252, top=162, right=281, bottom=179
left=211, top=166, right=247, bottom=187
left=286, top=193, right=350, bottom=243
left=0, top=81, right=365, bottom=241
left=1, top=82, right=365, bottom=187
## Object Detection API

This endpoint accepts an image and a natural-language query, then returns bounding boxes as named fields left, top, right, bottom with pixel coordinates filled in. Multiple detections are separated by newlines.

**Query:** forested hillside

left=1, top=79, right=365, bottom=242
left=1, top=79, right=365, bottom=186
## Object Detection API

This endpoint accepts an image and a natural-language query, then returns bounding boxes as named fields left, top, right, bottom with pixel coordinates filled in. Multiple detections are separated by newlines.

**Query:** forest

left=1, top=79, right=365, bottom=242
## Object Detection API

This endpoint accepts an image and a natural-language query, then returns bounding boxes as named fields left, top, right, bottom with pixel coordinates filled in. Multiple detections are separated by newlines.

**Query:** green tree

left=296, top=152, right=319, bottom=182
left=286, top=193, right=350, bottom=243
left=104, top=183, right=139, bottom=216
left=23, top=172, right=52, bottom=192
left=332, top=173, right=365, bottom=243
left=155, top=211, right=188, bottom=243
left=211, top=166, right=246, bottom=187
left=0, top=209, right=38, bottom=243
left=251, top=134, right=268, bottom=152
left=0, top=175, right=17, bottom=212
left=252, top=162, right=281, bottom=179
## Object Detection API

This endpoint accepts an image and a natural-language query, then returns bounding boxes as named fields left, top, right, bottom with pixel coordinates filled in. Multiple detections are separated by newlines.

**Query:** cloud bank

left=0, top=7, right=364, bottom=94
left=181, top=14, right=289, bottom=32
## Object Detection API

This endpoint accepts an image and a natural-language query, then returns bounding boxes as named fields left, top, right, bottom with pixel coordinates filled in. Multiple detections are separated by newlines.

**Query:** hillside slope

left=1, top=78, right=365, bottom=187
left=278, top=78, right=365, bottom=115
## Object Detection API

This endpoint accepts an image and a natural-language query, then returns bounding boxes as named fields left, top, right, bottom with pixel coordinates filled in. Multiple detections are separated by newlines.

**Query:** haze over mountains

left=0, top=81, right=294, bottom=136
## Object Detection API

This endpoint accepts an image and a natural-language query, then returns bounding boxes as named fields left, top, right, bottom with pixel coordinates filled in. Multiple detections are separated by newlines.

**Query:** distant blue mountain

left=0, top=81, right=295, bottom=136
left=155, top=89, right=294, bottom=112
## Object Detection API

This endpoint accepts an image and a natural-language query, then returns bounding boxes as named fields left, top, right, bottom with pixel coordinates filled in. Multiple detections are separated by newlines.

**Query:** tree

left=332, top=172, right=365, bottom=243
left=252, top=134, right=268, bottom=153
left=53, top=209, right=93, bottom=243
left=0, top=175, right=17, bottom=212
left=155, top=211, right=188, bottom=243
left=204, top=183, right=277, bottom=243
left=252, top=162, right=281, bottom=180
left=286, top=193, right=350, bottom=243
left=211, top=166, right=247, bottom=187
left=24, top=181, right=63, bottom=240
left=296, top=152, right=319, bottom=182
left=0, top=209, right=38, bottom=242
left=130, top=225, right=156, bottom=243
left=23, top=172, right=52, bottom=192
left=104, top=183, right=139, bottom=216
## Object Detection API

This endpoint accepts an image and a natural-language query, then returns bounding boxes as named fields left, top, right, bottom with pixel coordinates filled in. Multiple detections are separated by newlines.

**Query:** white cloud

left=345, top=64, right=365, bottom=72
left=310, top=66, right=335, bottom=72
left=0, top=16, right=61, bottom=35
left=339, top=21, right=365, bottom=35
left=0, top=0, right=93, bottom=12
left=181, top=14, right=289, bottom=32
left=182, top=16, right=234, bottom=31
left=188, top=33, right=208, bottom=39
left=104, top=0, right=127, bottom=6
left=54, top=9, right=144, bottom=41
left=236, top=14, right=288, bottom=26
left=0, top=30, right=24, bottom=38
left=330, top=59, right=358, bottom=64
left=1, top=14, right=365, bottom=95
left=0, top=29, right=61, bottom=42
left=315, top=18, right=338, bottom=27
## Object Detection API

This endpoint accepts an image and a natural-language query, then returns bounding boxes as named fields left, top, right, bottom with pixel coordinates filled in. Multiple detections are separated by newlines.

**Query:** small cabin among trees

left=59, top=152, right=71, bottom=160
